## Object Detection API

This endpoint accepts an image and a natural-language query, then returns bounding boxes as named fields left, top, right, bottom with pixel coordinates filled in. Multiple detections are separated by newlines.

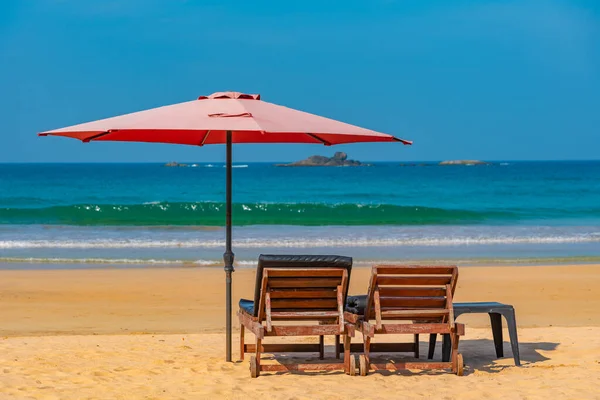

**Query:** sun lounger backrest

left=364, top=265, right=458, bottom=324
left=258, top=268, right=348, bottom=326
left=252, top=255, right=353, bottom=317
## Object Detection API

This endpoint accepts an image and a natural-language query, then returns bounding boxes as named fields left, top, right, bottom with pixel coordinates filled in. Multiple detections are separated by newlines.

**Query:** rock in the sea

left=277, top=152, right=370, bottom=167
left=439, top=160, right=490, bottom=166
left=164, top=162, right=189, bottom=167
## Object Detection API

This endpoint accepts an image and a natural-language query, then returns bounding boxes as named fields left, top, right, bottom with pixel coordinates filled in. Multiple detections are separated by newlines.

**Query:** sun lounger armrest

left=356, top=320, right=375, bottom=337
left=344, top=312, right=372, bottom=337
left=237, top=309, right=265, bottom=339
left=344, top=322, right=356, bottom=337
left=344, top=311, right=360, bottom=324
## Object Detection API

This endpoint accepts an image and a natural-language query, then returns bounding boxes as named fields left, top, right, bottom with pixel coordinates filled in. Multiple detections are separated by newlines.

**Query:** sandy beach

left=1, top=264, right=599, bottom=399
left=4, top=0, right=600, bottom=398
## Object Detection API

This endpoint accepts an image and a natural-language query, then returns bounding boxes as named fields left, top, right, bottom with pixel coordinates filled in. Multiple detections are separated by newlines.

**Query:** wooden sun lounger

left=345, top=265, right=465, bottom=376
left=237, top=255, right=356, bottom=377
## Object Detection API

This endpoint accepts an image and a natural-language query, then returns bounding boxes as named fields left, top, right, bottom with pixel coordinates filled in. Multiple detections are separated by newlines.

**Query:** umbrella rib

left=394, top=137, right=414, bottom=145
left=82, top=130, right=114, bottom=143
left=305, top=132, right=331, bottom=146
left=200, top=130, right=211, bottom=146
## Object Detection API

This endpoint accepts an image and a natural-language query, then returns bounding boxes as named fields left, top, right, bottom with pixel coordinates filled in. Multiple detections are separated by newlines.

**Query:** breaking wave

left=0, top=202, right=523, bottom=226
left=1, top=233, right=598, bottom=249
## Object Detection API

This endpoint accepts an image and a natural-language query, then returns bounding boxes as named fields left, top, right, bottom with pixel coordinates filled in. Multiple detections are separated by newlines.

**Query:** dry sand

left=0, top=264, right=599, bottom=399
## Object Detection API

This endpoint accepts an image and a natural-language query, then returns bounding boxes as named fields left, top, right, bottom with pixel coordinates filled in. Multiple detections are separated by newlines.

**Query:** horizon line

left=1, top=159, right=600, bottom=164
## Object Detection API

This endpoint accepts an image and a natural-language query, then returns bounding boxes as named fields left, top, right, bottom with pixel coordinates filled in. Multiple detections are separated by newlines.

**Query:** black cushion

left=249, top=254, right=353, bottom=317
left=345, top=294, right=367, bottom=314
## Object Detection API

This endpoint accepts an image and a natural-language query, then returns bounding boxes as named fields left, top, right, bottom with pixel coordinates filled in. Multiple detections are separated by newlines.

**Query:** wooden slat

left=374, top=288, right=382, bottom=330
left=370, top=314, right=447, bottom=320
left=268, top=278, right=341, bottom=288
left=368, top=362, right=452, bottom=371
left=376, top=276, right=452, bottom=286
left=364, top=268, right=378, bottom=321
left=380, top=306, right=447, bottom=311
left=380, top=309, right=449, bottom=319
left=271, top=311, right=340, bottom=319
left=375, top=265, right=456, bottom=275
left=365, top=306, right=450, bottom=313
left=446, top=284, right=455, bottom=328
left=271, top=308, right=338, bottom=313
left=270, top=298, right=338, bottom=309
left=260, top=363, right=344, bottom=372
left=451, top=267, right=459, bottom=297
left=380, top=297, right=446, bottom=308
left=269, top=289, right=337, bottom=299
left=376, top=323, right=451, bottom=334
left=265, top=292, right=272, bottom=332
left=378, top=287, right=447, bottom=297
left=336, top=284, right=344, bottom=333
left=337, top=343, right=416, bottom=353
left=244, top=344, right=320, bottom=353
left=257, top=274, right=268, bottom=322
left=265, top=268, right=345, bottom=278
left=265, top=325, right=342, bottom=336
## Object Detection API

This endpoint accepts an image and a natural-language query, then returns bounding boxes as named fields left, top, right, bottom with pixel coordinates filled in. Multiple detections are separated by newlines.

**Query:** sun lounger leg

left=450, top=332, right=460, bottom=374
left=335, top=335, right=340, bottom=359
left=503, top=310, right=521, bottom=366
left=414, top=334, right=420, bottom=358
left=252, top=337, right=262, bottom=378
left=442, top=334, right=451, bottom=362
left=428, top=333, right=437, bottom=359
left=489, top=312, right=504, bottom=358
left=364, top=336, right=371, bottom=369
left=343, top=334, right=353, bottom=375
left=358, top=335, right=371, bottom=376
left=319, top=335, right=325, bottom=360
left=240, top=324, right=245, bottom=361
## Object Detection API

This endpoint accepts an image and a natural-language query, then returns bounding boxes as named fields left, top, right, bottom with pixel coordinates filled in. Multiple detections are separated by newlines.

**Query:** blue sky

left=1, top=0, right=599, bottom=162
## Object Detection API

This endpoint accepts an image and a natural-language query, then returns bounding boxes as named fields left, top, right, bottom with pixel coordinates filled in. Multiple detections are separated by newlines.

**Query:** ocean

left=1, top=161, right=599, bottom=268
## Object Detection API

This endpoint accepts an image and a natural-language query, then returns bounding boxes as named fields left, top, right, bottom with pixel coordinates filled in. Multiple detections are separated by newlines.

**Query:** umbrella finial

left=198, top=92, right=261, bottom=100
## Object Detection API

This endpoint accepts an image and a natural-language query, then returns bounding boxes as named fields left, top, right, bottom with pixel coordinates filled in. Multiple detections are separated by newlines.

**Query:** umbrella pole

left=224, top=130, right=235, bottom=362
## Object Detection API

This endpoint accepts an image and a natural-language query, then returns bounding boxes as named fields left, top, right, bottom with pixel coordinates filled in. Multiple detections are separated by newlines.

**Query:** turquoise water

left=1, top=161, right=599, bottom=267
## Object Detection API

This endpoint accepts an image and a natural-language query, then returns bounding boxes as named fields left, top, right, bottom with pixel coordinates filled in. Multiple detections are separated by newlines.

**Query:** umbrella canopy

left=39, top=91, right=412, bottom=146
left=39, top=91, right=412, bottom=362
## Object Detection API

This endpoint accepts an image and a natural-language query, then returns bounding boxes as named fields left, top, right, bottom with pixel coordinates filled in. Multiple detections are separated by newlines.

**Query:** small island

left=276, top=152, right=370, bottom=167
left=164, top=162, right=189, bottom=167
left=439, top=160, right=490, bottom=166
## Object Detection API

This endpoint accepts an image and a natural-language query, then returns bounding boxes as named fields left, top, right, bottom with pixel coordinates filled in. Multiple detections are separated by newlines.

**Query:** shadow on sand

left=443, top=338, right=558, bottom=375
left=247, top=338, right=559, bottom=376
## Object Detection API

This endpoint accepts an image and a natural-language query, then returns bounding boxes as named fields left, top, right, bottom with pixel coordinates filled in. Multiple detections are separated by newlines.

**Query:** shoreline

left=2, top=256, right=600, bottom=270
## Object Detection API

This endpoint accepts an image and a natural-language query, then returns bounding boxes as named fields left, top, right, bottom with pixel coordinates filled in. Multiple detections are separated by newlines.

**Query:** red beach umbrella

left=39, top=91, right=412, bottom=361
